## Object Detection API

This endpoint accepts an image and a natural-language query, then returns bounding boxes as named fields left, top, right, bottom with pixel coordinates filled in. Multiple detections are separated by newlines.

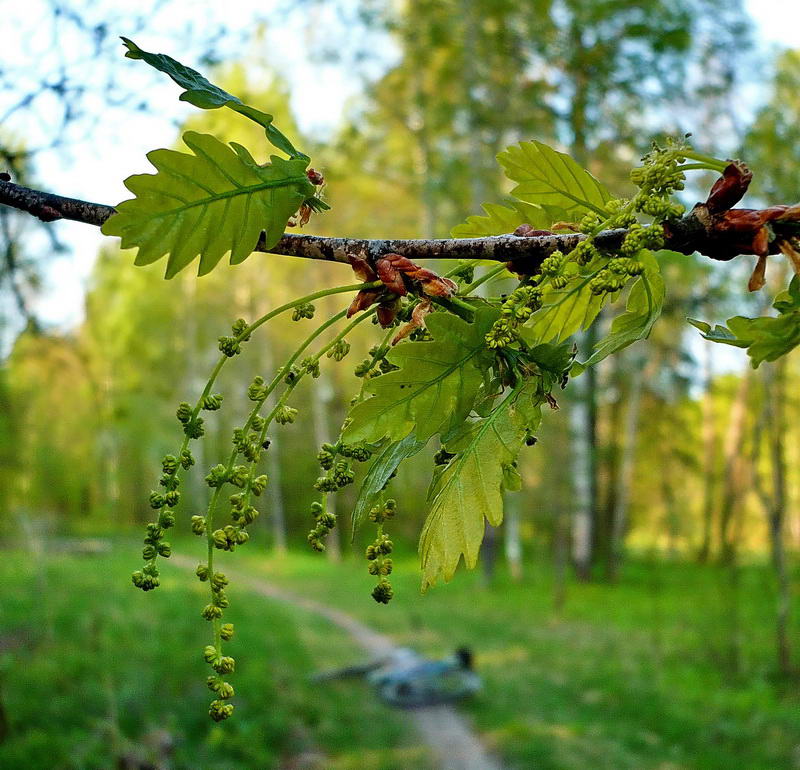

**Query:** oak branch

left=0, top=178, right=792, bottom=276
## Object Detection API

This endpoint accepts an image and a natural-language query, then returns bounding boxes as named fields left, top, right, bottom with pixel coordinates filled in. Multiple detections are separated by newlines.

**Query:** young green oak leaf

left=101, top=131, right=315, bottom=278
left=524, top=262, right=617, bottom=345
left=498, top=140, right=612, bottom=221
left=450, top=200, right=558, bottom=238
left=572, top=250, right=665, bottom=374
left=120, top=37, right=306, bottom=159
left=689, top=276, right=800, bottom=367
left=343, top=307, right=500, bottom=444
left=350, top=434, right=426, bottom=539
left=419, top=385, right=542, bottom=590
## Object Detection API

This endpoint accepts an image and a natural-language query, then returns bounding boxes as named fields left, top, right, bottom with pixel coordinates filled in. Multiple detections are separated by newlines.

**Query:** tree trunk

left=717, top=369, right=752, bottom=565
left=569, top=380, right=593, bottom=581
left=480, top=523, right=497, bottom=585
left=607, top=356, right=644, bottom=580
left=265, top=427, right=287, bottom=554
left=245, top=282, right=288, bottom=554
left=697, top=340, right=718, bottom=563
left=553, top=502, right=570, bottom=613
left=754, top=358, right=793, bottom=676
left=569, top=329, right=598, bottom=581
left=713, top=365, right=752, bottom=678
left=503, top=490, right=523, bottom=582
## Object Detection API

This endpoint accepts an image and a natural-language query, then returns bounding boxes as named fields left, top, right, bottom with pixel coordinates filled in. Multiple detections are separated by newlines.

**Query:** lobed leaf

left=419, top=386, right=542, bottom=590
left=102, top=131, right=314, bottom=278
left=525, top=341, right=576, bottom=376
left=573, top=250, right=665, bottom=374
left=343, top=307, right=499, bottom=445
left=350, top=434, right=426, bottom=540
left=498, top=140, right=612, bottom=220
left=524, top=264, right=616, bottom=345
left=689, top=276, right=800, bottom=367
left=450, top=200, right=558, bottom=238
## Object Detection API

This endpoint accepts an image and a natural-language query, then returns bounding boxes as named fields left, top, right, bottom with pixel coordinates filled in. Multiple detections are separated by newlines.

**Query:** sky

left=1, top=0, right=799, bottom=341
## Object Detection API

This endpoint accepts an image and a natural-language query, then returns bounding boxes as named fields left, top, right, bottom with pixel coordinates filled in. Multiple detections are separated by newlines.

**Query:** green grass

left=1, top=538, right=798, bottom=769
left=240, top=547, right=800, bottom=770
left=0, top=544, right=425, bottom=769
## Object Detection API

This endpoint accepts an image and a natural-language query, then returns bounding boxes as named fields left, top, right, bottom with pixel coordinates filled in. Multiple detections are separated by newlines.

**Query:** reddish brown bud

left=346, top=289, right=381, bottom=318
left=36, top=205, right=62, bottom=222
left=418, top=272, right=457, bottom=297
left=376, top=256, right=408, bottom=296
left=297, top=203, right=313, bottom=227
left=306, top=168, right=324, bottom=186
left=778, top=239, right=800, bottom=276
left=392, top=299, right=433, bottom=344
left=705, top=161, right=752, bottom=214
left=748, top=254, right=767, bottom=292
left=376, top=302, right=398, bottom=328
left=348, top=254, right=378, bottom=283
left=513, top=223, right=555, bottom=237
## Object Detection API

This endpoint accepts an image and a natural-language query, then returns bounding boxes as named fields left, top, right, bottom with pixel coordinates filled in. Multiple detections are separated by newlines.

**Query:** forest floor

left=1, top=536, right=798, bottom=769
left=172, top=552, right=503, bottom=770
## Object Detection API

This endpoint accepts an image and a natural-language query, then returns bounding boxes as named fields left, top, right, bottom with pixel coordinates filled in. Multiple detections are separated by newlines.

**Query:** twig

left=0, top=179, right=786, bottom=272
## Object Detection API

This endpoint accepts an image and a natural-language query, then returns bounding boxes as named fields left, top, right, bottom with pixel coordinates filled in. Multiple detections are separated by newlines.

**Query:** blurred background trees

left=0, top=0, right=798, bottom=741
left=2, top=0, right=796, bottom=589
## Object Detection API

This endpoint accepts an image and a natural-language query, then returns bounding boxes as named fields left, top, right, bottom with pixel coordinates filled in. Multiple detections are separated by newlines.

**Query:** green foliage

left=450, top=200, right=556, bottom=238
left=420, top=385, right=542, bottom=589
left=573, top=250, right=665, bottom=373
left=121, top=37, right=306, bottom=159
left=689, top=276, right=800, bottom=367
left=350, top=435, right=425, bottom=540
left=58, top=39, right=798, bottom=719
left=526, top=264, right=615, bottom=344
left=101, top=131, right=314, bottom=278
left=498, top=140, right=612, bottom=220
left=343, top=308, right=499, bottom=444
left=0, top=550, right=418, bottom=768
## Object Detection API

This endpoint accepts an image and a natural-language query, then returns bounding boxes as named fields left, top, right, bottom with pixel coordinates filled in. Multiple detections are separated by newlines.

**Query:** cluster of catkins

left=486, top=139, right=691, bottom=349
left=366, top=499, right=396, bottom=603
left=307, top=440, right=374, bottom=551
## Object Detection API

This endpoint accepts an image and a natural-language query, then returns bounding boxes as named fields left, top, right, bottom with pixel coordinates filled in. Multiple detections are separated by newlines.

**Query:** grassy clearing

left=0, top=543, right=424, bottom=770
left=1, top=537, right=798, bottom=769
left=241, top=547, right=800, bottom=770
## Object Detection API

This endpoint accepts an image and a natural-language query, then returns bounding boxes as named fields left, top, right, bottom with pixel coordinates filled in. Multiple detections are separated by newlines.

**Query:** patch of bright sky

left=2, top=0, right=395, bottom=339
left=3, top=0, right=799, bottom=342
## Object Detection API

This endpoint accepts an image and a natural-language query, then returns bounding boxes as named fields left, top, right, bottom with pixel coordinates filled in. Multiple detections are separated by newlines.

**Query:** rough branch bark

left=0, top=178, right=787, bottom=273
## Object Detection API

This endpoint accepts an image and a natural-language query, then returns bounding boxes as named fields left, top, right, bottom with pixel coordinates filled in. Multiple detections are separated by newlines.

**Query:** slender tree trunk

left=503, top=490, right=523, bottom=582
left=607, top=357, right=644, bottom=580
left=754, top=358, right=793, bottom=676
left=697, top=341, right=718, bottom=563
left=553, top=503, right=569, bottom=612
left=569, top=330, right=597, bottom=581
left=480, top=523, right=497, bottom=584
left=265, top=427, right=287, bottom=554
left=598, top=368, right=622, bottom=573
left=569, top=374, right=593, bottom=581
left=767, top=359, right=792, bottom=676
left=661, top=457, right=680, bottom=559
left=717, top=369, right=752, bottom=565
left=184, top=276, right=207, bottom=514
left=713, top=367, right=752, bottom=678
